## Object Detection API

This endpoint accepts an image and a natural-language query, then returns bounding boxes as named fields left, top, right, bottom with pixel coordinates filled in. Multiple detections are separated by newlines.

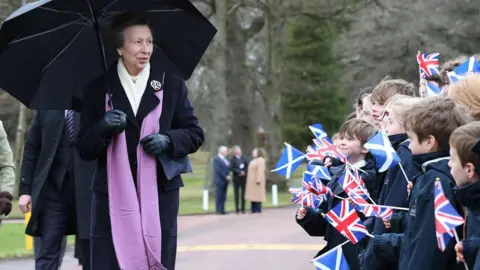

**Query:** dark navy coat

left=398, top=152, right=464, bottom=270
left=455, top=181, right=480, bottom=269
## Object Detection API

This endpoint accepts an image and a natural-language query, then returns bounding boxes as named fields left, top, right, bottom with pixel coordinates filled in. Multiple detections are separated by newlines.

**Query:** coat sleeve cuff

left=18, top=183, right=31, bottom=196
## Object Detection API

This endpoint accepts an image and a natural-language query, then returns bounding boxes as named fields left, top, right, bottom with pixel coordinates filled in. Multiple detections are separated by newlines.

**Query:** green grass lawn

left=0, top=223, right=75, bottom=259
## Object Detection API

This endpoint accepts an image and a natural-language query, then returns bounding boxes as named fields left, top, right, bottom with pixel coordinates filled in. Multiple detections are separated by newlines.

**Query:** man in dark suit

left=213, top=146, right=231, bottom=215
left=18, top=110, right=95, bottom=270
left=229, top=145, right=248, bottom=214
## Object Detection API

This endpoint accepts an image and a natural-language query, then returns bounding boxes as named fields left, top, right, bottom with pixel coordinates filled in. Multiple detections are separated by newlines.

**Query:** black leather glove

left=0, top=191, right=13, bottom=216
left=100, top=110, right=127, bottom=138
left=140, top=134, right=171, bottom=156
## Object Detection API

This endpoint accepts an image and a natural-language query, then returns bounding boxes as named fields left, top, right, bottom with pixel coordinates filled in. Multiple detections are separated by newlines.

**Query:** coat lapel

left=107, top=65, right=140, bottom=131
left=136, top=65, right=162, bottom=126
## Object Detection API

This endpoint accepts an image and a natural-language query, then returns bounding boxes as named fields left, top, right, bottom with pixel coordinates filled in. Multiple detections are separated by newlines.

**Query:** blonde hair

left=385, top=95, right=421, bottom=125
left=448, top=74, right=480, bottom=121
left=371, top=77, right=416, bottom=104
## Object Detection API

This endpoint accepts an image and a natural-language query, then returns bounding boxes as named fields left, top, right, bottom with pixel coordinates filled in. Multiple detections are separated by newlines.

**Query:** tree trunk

left=12, top=104, right=27, bottom=197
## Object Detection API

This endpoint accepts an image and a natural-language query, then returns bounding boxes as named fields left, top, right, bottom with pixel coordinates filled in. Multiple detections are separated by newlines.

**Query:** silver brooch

left=150, top=80, right=162, bottom=91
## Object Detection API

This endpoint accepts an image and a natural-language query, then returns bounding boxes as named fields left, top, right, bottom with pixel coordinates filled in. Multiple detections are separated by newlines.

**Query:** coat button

left=21, top=177, right=25, bottom=182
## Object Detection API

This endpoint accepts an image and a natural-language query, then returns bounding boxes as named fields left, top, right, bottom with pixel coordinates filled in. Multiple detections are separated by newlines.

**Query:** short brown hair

left=403, top=96, right=472, bottom=152
left=255, top=148, right=267, bottom=159
left=338, top=119, right=377, bottom=145
left=371, top=77, right=416, bottom=104
left=450, top=122, right=480, bottom=166
left=448, top=74, right=480, bottom=120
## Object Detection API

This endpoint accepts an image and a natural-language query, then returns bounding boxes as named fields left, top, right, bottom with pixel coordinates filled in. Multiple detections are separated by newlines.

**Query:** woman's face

left=117, top=25, right=153, bottom=75
left=252, top=149, right=258, bottom=158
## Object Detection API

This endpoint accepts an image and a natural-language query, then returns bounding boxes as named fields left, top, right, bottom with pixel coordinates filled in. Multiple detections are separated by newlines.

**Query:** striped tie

left=66, top=110, right=74, bottom=141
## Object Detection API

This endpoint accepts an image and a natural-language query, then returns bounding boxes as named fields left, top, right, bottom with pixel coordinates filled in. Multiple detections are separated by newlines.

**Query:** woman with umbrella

left=76, top=12, right=204, bottom=270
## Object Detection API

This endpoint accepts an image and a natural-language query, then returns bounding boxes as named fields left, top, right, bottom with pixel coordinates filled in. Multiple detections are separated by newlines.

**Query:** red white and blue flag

left=307, top=138, right=348, bottom=164
left=417, top=52, right=440, bottom=79
left=434, top=180, right=464, bottom=251
left=325, top=199, right=368, bottom=244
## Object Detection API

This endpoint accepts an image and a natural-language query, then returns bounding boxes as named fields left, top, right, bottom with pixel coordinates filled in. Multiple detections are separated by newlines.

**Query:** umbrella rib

left=30, top=26, right=87, bottom=106
left=10, top=18, right=90, bottom=45
left=97, top=0, right=120, bottom=21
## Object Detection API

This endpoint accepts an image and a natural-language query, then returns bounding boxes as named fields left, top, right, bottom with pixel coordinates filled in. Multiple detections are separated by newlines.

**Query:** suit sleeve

left=164, top=79, right=204, bottom=157
left=230, top=158, right=242, bottom=175
left=76, top=81, right=110, bottom=161
left=0, top=121, right=15, bottom=195
left=19, top=112, right=42, bottom=196
left=462, top=237, right=480, bottom=268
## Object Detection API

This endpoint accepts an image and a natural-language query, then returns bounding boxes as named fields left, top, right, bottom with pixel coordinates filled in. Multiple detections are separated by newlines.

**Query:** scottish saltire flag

left=272, top=143, right=305, bottom=178
left=425, top=81, right=442, bottom=97
left=307, top=164, right=332, bottom=181
left=312, top=245, right=350, bottom=270
left=303, top=171, right=332, bottom=197
left=417, top=52, right=440, bottom=79
left=325, top=199, right=368, bottom=244
left=338, top=170, right=370, bottom=203
left=434, top=180, right=464, bottom=251
left=447, top=56, right=480, bottom=84
left=309, top=123, right=333, bottom=143
left=307, top=138, right=348, bottom=164
left=364, top=131, right=400, bottom=172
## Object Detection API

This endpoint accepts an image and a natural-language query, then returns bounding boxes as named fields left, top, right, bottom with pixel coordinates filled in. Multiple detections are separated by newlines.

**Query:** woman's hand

left=100, top=110, right=127, bottom=138
left=296, top=207, right=307, bottom=220
left=324, top=158, right=333, bottom=167
left=140, top=134, right=171, bottom=156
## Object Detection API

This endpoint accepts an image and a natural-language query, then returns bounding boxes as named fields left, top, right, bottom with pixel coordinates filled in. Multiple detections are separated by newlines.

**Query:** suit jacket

left=230, top=155, right=248, bottom=181
left=76, top=60, right=204, bottom=194
left=19, top=110, right=96, bottom=237
left=213, top=156, right=230, bottom=185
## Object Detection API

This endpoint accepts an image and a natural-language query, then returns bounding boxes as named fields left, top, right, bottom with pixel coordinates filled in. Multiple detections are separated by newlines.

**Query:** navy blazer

left=76, top=60, right=204, bottom=193
left=213, top=156, right=230, bottom=185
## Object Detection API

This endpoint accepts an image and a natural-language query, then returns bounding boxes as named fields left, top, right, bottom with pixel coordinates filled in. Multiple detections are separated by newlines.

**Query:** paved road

left=0, top=207, right=325, bottom=270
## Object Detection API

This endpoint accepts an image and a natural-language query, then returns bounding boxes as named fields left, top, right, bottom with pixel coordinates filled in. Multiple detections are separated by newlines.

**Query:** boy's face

left=358, top=97, right=375, bottom=125
left=338, top=136, right=367, bottom=162
left=371, top=100, right=385, bottom=128
left=448, top=146, right=477, bottom=187
left=406, top=130, right=433, bottom=155
left=383, top=110, right=404, bottom=136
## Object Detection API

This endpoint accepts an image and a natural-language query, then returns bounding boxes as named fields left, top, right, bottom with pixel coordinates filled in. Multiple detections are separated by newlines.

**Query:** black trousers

left=232, top=178, right=246, bottom=213
left=35, top=181, right=75, bottom=270
left=90, top=187, right=179, bottom=270
left=251, top=202, right=262, bottom=213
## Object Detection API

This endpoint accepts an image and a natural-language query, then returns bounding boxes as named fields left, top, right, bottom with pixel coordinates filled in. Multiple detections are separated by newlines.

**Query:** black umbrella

left=0, top=0, right=216, bottom=110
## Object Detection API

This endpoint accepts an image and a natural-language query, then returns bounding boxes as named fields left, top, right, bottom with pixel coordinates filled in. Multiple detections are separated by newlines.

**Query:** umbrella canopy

left=0, top=0, right=216, bottom=110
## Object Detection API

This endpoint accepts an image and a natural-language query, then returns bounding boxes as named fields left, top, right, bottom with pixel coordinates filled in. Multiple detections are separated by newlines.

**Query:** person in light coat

left=0, top=120, right=15, bottom=224
left=245, top=148, right=266, bottom=213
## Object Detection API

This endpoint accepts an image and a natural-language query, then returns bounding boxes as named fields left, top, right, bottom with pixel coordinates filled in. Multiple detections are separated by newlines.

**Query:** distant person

left=213, top=146, right=230, bottom=215
left=230, top=146, right=248, bottom=214
left=0, top=120, right=15, bottom=225
left=245, top=148, right=266, bottom=213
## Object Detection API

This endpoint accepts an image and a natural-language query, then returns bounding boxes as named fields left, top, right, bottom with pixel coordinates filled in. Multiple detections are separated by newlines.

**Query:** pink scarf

left=106, top=90, right=166, bottom=270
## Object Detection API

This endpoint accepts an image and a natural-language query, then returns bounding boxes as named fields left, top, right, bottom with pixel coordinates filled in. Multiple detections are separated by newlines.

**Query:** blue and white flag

left=447, top=56, right=480, bottom=84
left=425, top=81, right=442, bottom=97
left=309, top=123, right=333, bottom=143
left=307, top=164, right=331, bottom=181
left=364, top=131, right=400, bottom=172
left=271, top=143, right=305, bottom=178
left=312, top=244, right=350, bottom=270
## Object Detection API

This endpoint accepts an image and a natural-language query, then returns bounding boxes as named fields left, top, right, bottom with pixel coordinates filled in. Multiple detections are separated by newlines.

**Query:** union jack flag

left=325, top=199, right=368, bottom=244
left=306, top=138, right=348, bottom=164
left=338, top=170, right=370, bottom=203
left=289, top=187, right=305, bottom=204
left=434, top=180, right=464, bottom=251
left=301, top=185, right=323, bottom=208
left=356, top=204, right=393, bottom=220
left=303, top=171, right=332, bottom=197
left=417, top=52, right=440, bottom=79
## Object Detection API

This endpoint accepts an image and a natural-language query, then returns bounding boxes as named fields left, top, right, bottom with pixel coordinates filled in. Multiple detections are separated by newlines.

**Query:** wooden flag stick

left=453, top=230, right=470, bottom=270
